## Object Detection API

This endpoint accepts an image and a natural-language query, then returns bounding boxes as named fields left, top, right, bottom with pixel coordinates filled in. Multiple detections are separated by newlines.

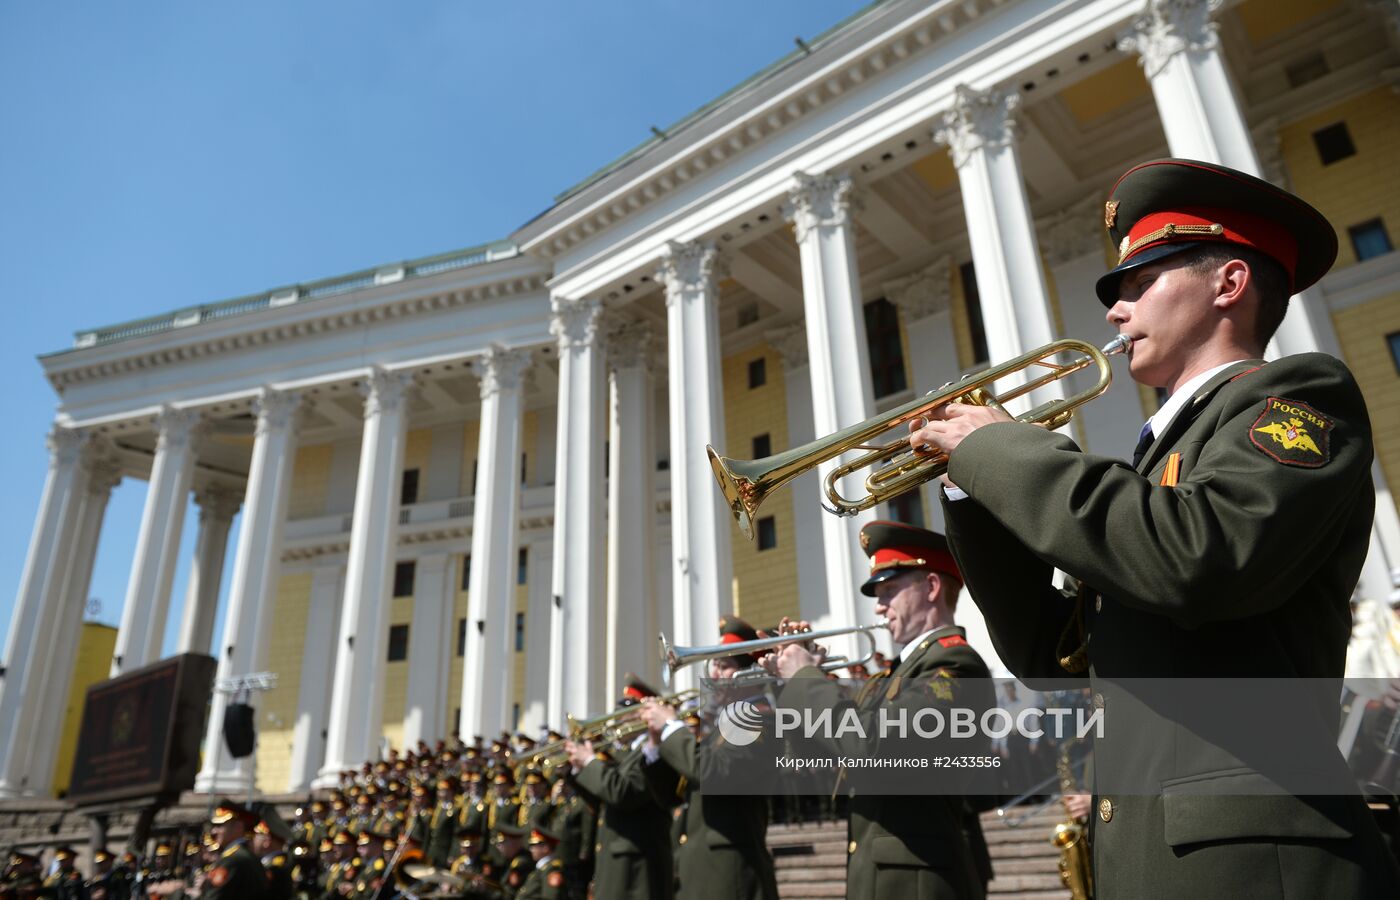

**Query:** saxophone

left=1053, top=739, right=1093, bottom=900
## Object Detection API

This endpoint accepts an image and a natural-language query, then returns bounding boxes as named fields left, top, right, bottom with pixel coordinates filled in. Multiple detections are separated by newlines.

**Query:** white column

left=459, top=344, right=531, bottom=738
left=522, top=537, right=553, bottom=732
left=25, top=451, right=122, bottom=797
left=1119, top=0, right=1260, bottom=174
left=784, top=175, right=876, bottom=635
left=287, top=563, right=344, bottom=792
left=0, top=427, right=88, bottom=798
left=1037, top=197, right=1147, bottom=462
left=884, top=258, right=962, bottom=534
left=195, top=388, right=302, bottom=793
left=316, top=369, right=414, bottom=786
left=605, top=321, right=658, bottom=689
left=659, top=241, right=736, bottom=686
left=176, top=487, right=241, bottom=655
left=404, top=553, right=452, bottom=748
left=767, top=324, right=830, bottom=630
left=548, top=298, right=607, bottom=724
left=112, top=406, right=202, bottom=675
left=934, top=86, right=1059, bottom=398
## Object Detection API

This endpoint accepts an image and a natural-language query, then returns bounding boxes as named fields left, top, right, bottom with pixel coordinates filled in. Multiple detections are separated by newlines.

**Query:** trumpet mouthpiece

left=1103, top=334, right=1133, bottom=356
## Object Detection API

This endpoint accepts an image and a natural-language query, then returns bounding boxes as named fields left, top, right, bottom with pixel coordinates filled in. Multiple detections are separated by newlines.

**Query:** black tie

left=1131, top=422, right=1154, bottom=469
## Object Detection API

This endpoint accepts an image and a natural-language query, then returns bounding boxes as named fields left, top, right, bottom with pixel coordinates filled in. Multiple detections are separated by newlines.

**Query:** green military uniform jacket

left=514, top=857, right=566, bottom=900
left=942, top=354, right=1400, bottom=897
left=203, top=840, right=267, bottom=900
left=572, top=746, right=674, bottom=900
left=500, top=851, right=534, bottom=898
left=425, top=801, right=460, bottom=868
left=262, top=851, right=294, bottom=900
left=780, top=624, right=994, bottom=900
left=351, top=855, right=388, bottom=900
left=641, top=724, right=778, bottom=900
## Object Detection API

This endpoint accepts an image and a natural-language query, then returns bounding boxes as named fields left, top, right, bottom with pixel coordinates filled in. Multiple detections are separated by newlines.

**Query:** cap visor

left=1095, top=242, right=1202, bottom=307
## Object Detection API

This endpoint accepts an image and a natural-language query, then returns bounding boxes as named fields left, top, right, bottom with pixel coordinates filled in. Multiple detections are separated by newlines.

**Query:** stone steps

left=769, top=807, right=1071, bottom=900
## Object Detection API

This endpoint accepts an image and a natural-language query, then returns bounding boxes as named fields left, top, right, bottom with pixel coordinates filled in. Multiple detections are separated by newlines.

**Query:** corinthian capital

left=604, top=320, right=655, bottom=372
left=195, top=485, right=243, bottom=522
left=154, top=405, right=204, bottom=453
left=765, top=323, right=809, bottom=372
left=657, top=241, right=725, bottom=303
left=1038, top=195, right=1106, bottom=267
left=783, top=173, right=858, bottom=244
left=1118, top=0, right=1222, bottom=80
left=46, top=425, right=87, bottom=468
left=934, top=85, right=1020, bottom=169
left=253, top=387, right=304, bottom=436
left=550, top=296, right=604, bottom=351
left=883, top=257, right=952, bottom=321
left=472, top=343, right=533, bottom=398
left=360, top=368, right=415, bottom=419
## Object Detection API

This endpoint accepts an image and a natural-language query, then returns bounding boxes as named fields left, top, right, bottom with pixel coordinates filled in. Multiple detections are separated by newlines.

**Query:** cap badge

left=859, top=530, right=870, bottom=550
left=1104, top=200, right=1119, bottom=229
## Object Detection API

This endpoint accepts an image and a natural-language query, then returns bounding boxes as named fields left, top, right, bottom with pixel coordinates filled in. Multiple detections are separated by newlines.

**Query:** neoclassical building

left=3, top=0, right=1399, bottom=796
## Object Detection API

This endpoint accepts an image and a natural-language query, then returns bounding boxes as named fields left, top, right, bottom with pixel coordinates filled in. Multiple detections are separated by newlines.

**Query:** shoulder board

left=937, top=634, right=967, bottom=648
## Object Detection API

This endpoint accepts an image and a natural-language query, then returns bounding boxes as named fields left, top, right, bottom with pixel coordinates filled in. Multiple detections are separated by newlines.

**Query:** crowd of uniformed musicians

left=0, top=523, right=1028, bottom=900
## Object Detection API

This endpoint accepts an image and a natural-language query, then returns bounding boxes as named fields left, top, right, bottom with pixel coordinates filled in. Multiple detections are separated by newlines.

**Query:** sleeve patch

left=548, top=870, right=566, bottom=888
left=209, top=866, right=230, bottom=887
left=1249, top=397, right=1332, bottom=467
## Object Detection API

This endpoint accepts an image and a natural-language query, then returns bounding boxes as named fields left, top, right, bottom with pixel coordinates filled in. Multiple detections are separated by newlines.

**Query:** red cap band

left=1119, top=206, right=1299, bottom=288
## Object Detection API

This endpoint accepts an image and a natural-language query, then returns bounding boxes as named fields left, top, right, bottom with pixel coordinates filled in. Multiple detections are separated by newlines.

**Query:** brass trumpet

left=660, top=621, right=889, bottom=687
left=709, top=336, right=1131, bottom=538
left=564, top=688, right=702, bottom=744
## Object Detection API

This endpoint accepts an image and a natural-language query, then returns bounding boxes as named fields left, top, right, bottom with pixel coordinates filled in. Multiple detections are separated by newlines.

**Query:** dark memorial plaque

left=67, top=653, right=216, bottom=806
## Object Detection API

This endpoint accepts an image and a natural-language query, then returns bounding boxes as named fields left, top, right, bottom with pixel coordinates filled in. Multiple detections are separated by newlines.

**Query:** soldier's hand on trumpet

left=638, top=697, right=677, bottom=742
left=907, top=404, right=1014, bottom=487
left=758, top=617, right=829, bottom=679
left=563, top=739, right=596, bottom=771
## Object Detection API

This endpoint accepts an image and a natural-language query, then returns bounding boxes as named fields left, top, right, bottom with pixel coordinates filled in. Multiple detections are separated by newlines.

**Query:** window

left=757, top=515, right=778, bottom=551
left=1387, top=332, right=1400, bottom=375
left=887, top=491, right=925, bottom=529
left=959, top=262, right=989, bottom=365
left=470, top=460, right=478, bottom=493
left=387, top=624, right=410, bottom=662
left=737, top=302, right=760, bottom=327
left=521, top=453, right=528, bottom=484
left=1349, top=219, right=1393, bottom=261
left=1312, top=123, right=1356, bottom=166
left=864, top=298, right=907, bottom=398
left=400, top=469, right=420, bottom=505
left=752, top=433, right=772, bottom=459
left=461, top=555, right=472, bottom=591
left=512, top=704, right=521, bottom=729
left=515, top=612, right=525, bottom=652
left=517, top=547, right=529, bottom=585
left=748, top=357, right=767, bottom=389
left=457, top=618, right=467, bottom=657
left=393, top=561, right=416, bottom=597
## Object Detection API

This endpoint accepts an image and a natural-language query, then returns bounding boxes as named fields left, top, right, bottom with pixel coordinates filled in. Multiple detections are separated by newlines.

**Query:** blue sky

left=0, top=1, right=866, bottom=658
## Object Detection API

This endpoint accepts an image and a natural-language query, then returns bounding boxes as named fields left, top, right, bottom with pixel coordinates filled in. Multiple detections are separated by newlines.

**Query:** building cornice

left=511, top=0, right=1018, bottom=261
left=41, top=254, right=550, bottom=393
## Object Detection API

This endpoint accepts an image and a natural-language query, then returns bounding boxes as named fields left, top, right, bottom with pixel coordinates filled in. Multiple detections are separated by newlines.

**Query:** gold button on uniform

left=594, top=842, right=602, bottom=853
left=1098, top=798, right=1114, bottom=822
left=678, top=834, right=687, bottom=845
left=848, top=840, right=857, bottom=854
